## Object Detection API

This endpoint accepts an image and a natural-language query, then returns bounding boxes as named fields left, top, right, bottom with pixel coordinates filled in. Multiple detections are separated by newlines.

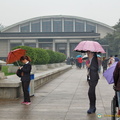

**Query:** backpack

left=16, top=69, right=22, bottom=77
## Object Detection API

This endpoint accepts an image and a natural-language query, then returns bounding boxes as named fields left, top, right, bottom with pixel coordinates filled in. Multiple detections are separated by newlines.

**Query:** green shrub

left=54, top=52, right=66, bottom=63
left=59, top=53, right=66, bottom=62
left=46, top=50, right=57, bottom=64
left=12, top=46, right=37, bottom=64
left=34, top=48, right=50, bottom=65
left=12, top=45, right=66, bottom=65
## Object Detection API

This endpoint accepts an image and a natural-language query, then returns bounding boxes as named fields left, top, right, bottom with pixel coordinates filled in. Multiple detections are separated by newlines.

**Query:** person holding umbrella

left=86, top=51, right=99, bottom=114
left=6, top=49, right=32, bottom=105
left=20, top=56, right=32, bottom=105
left=74, top=40, right=105, bottom=114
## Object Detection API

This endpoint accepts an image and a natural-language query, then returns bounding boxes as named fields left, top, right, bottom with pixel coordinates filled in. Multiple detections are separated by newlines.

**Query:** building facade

left=0, top=15, right=114, bottom=59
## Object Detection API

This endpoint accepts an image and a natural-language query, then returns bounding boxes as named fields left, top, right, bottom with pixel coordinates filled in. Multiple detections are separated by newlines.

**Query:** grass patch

left=2, top=66, right=15, bottom=76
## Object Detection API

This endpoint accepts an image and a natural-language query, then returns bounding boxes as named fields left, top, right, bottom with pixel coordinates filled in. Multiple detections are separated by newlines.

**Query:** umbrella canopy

left=74, top=41, right=105, bottom=53
left=103, top=62, right=118, bottom=84
left=76, top=55, right=82, bottom=58
left=82, top=54, right=88, bottom=60
left=6, top=49, right=26, bottom=64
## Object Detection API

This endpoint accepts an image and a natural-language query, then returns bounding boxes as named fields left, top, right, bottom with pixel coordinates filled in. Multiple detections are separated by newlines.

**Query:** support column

left=67, top=39, right=70, bottom=57
left=96, top=24, right=98, bottom=33
left=62, top=18, right=64, bottom=32
left=73, top=19, right=75, bottom=32
left=30, top=22, right=31, bottom=32
left=22, top=40, right=24, bottom=46
left=40, top=20, right=42, bottom=32
left=51, top=19, right=53, bottom=32
left=36, top=39, right=39, bottom=48
left=53, top=39, right=55, bottom=51
left=84, top=21, right=86, bottom=32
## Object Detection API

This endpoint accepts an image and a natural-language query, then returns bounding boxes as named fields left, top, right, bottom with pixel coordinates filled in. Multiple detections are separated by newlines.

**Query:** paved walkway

left=0, top=66, right=114, bottom=120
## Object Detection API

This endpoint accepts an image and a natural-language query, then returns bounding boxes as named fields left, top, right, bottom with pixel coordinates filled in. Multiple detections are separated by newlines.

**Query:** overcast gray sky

left=0, top=0, right=120, bottom=27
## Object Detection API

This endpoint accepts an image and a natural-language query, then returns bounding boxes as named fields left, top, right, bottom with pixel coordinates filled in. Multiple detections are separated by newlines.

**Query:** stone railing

left=8, top=63, right=66, bottom=73
left=0, top=64, right=71, bottom=99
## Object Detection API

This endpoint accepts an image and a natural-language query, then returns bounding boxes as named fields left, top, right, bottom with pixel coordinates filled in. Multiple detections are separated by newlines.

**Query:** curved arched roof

left=1, top=15, right=114, bottom=32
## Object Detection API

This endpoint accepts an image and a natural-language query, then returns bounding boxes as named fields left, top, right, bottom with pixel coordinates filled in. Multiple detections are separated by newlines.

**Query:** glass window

left=31, top=22, right=40, bottom=32
left=24, top=43, right=36, bottom=48
left=86, top=22, right=96, bottom=32
left=42, top=20, right=51, bottom=32
left=39, top=43, right=52, bottom=50
left=10, top=43, right=22, bottom=50
left=53, top=20, right=62, bottom=32
left=64, top=20, right=73, bottom=32
left=55, top=43, right=67, bottom=55
left=75, top=21, right=84, bottom=32
left=21, top=24, right=30, bottom=32
left=70, top=43, right=79, bottom=57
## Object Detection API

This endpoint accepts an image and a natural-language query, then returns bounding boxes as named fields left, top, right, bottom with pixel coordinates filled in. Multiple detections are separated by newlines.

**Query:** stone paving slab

left=0, top=66, right=114, bottom=120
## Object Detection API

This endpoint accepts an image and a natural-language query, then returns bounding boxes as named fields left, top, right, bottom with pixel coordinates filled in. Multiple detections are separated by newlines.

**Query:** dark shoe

left=87, top=108, right=96, bottom=114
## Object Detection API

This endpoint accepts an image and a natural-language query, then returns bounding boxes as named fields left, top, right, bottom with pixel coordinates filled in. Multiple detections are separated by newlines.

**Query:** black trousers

left=22, top=81, right=30, bottom=102
left=88, top=80, right=98, bottom=109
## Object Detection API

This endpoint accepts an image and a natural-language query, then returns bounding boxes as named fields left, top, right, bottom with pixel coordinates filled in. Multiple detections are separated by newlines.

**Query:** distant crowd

left=66, top=55, right=120, bottom=73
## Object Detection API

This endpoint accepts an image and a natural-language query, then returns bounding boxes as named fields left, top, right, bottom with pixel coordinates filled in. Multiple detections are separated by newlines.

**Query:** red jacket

left=77, top=57, right=82, bottom=63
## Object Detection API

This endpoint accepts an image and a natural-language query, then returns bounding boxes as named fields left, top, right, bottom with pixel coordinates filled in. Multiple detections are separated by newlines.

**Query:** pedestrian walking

left=86, top=51, right=99, bottom=114
left=102, top=57, right=109, bottom=73
left=108, top=55, right=115, bottom=67
left=77, top=57, right=82, bottom=69
left=114, top=55, right=119, bottom=62
left=19, top=56, right=32, bottom=105
left=70, top=57, right=74, bottom=65
left=75, top=58, right=79, bottom=68
left=66, top=57, right=70, bottom=65
left=113, top=61, right=120, bottom=115
left=82, top=60, right=86, bottom=68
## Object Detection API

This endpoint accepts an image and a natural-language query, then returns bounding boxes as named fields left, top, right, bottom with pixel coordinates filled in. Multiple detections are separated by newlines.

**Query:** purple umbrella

left=103, top=62, right=118, bottom=84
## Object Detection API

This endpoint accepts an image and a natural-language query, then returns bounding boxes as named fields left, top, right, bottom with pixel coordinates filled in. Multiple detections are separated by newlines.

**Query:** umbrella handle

left=16, top=61, right=20, bottom=67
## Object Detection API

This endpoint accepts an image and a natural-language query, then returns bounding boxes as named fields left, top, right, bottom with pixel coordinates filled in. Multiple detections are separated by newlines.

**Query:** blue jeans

left=117, top=91, right=120, bottom=109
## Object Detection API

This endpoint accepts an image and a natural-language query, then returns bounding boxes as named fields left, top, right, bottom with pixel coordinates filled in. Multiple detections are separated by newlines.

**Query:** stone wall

left=0, top=65, right=71, bottom=99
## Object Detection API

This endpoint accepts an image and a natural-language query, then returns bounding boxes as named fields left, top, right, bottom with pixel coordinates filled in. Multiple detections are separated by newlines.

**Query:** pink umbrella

left=74, top=41, right=106, bottom=53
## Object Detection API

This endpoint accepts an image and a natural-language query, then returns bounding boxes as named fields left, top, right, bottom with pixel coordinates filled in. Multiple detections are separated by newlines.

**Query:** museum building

left=0, top=15, right=114, bottom=59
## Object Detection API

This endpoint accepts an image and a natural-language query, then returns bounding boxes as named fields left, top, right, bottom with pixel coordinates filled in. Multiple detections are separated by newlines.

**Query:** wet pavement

left=0, top=66, right=114, bottom=120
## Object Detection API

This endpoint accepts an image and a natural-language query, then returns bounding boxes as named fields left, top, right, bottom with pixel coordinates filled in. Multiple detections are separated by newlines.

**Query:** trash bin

left=28, top=74, right=34, bottom=96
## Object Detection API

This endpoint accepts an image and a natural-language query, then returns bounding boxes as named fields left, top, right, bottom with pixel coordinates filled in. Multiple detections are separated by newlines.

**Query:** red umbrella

left=6, top=49, right=26, bottom=65
left=74, top=41, right=105, bottom=53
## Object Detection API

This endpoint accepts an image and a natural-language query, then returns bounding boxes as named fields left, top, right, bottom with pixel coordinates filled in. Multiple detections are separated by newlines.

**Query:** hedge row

left=12, top=46, right=66, bottom=65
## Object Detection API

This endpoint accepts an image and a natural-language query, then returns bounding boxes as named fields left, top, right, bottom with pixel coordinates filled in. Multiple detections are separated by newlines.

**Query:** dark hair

left=115, top=55, right=118, bottom=57
left=20, top=56, right=31, bottom=62
left=110, top=55, right=113, bottom=57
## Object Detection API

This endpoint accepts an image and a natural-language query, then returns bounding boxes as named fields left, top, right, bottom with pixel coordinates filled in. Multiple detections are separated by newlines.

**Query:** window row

left=20, top=20, right=96, bottom=33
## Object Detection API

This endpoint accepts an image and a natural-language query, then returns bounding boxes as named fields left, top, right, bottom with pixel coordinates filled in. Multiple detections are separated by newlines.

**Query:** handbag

left=16, top=69, right=23, bottom=77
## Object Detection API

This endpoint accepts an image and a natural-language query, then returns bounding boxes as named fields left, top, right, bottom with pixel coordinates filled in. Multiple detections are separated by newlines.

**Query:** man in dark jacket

left=114, top=55, right=119, bottom=62
left=86, top=51, right=99, bottom=114
left=102, top=57, right=109, bottom=73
